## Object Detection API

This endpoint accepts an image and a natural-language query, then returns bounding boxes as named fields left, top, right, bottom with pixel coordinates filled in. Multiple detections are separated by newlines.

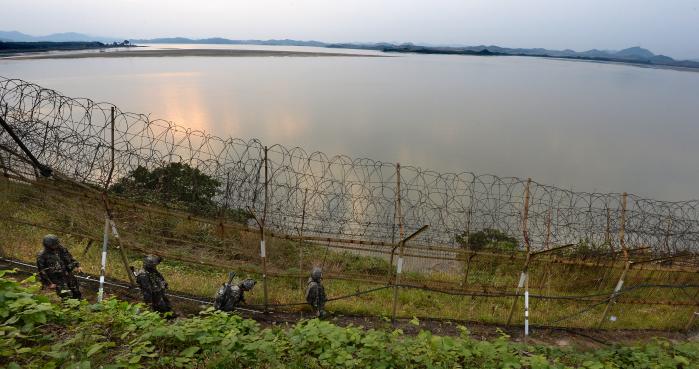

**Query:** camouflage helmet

left=42, top=234, right=60, bottom=248
left=239, top=278, right=256, bottom=291
left=310, top=267, right=322, bottom=282
left=143, top=255, right=162, bottom=269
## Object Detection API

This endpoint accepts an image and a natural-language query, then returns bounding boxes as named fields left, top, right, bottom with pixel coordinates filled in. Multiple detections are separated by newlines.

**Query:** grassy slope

left=1, top=176, right=697, bottom=330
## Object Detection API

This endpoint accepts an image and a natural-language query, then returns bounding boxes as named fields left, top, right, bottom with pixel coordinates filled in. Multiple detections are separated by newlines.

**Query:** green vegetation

left=2, top=175, right=699, bottom=330
left=109, top=162, right=252, bottom=222
left=110, top=163, right=223, bottom=215
left=3, top=270, right=699, bottom=369
left=456, top=228, right=520, bottom=252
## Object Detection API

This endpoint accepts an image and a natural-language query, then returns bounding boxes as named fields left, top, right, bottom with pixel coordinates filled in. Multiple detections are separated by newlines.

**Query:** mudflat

left=2, top=48, right=385, bottom=59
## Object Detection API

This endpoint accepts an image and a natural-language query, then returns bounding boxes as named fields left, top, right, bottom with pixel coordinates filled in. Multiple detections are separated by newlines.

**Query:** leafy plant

left=110, top=163, right=221, bottom=215
left=3, top=269, right=699, bottom=368
left=456, top=228, right=519, bottom=252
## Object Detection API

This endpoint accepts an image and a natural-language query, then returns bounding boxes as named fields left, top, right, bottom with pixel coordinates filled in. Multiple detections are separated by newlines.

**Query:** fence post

left=224, top=171, right=231, bottom=212
left=663, top=212, right=672, bottom=255
left=598, top=193, right=629, bottom=328
left=686, top=310, right=699, bottom=332
left=298, top=188, right=308, bottom=294
left=217, top=172, right=231, bottom=237
left=544, top=208, right=553, bottom=295
left=389, top=163, right=404, bottom=268
left=108, top=218, right=135, bottom=286
left=605, top=206, right=614, bottom=254
left=506, top=178, right=531, bottom=327
left=261, top=145, right=269, bottom=313
left=391, top=163, right=403, bottom=323
left=620, top=193, right=628, bottom=260
left=462, top=176, right=476, bottom=287
left=524, top=264, right=530, bottom=344
left=105, top=107, right=115, bottom=188
left=588, top=193, right=594, bottom=244
left=101, top=194, right=136, bottom=287
left=598, top=260, right=631, bottom=328
left=397, top=163, right=404, bottom=245
left=596, top=206, right=615, bottom=290
left=1, top=101, right=9, bottom=175
left=97, top=215, right=110, bottom=302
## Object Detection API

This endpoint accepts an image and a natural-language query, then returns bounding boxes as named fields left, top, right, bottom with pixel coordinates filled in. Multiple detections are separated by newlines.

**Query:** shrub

left=2, top=269, right=699, bottom=368
left=456, top=228, right=519, bottom=253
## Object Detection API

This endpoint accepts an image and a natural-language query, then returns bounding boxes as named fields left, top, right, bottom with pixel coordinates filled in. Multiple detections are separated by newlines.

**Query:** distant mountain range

left=0, top=31, right=121, bottom=44
left=129, top=37, right=699, bottom=69
left=327, top=43, right=699, bottom=69
left=2, top=31, right=698, bottom=69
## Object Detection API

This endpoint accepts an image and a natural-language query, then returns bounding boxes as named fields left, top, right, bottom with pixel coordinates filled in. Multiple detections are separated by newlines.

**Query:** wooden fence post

left=588, top=193, right=594, bottom=244
left=685, top=310, right=699, bottom=332
left=105, top=107, right=115, bottom=188
left=596, top=206, right=615, bottom=290
left=107, top=217, right=136, bottom=287
left=663, top=212, right=673, bottom=255
left=506, top=178, right=531, bottom=326
left=620, top=193, right=628, bottom=260
left=101, top=193, right=136, bottom=287
left=389, top=163, right=404, bottom=268
left=544, top=208, right=553, bottom=295
left=605, top=207, right=611, bottom=250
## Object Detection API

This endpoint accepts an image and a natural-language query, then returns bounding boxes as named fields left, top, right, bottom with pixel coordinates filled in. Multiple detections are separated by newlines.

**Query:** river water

left=1, top=44, right=698, bottom=200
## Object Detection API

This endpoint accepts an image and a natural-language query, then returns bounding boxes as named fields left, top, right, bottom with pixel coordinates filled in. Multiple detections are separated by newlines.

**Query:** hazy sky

left=3, top=0, right=699, bottom=59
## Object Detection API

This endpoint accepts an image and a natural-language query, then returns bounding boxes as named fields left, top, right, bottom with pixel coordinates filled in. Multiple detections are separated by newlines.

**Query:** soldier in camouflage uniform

left=305, top=267, right=327, bottom=318
left=36, top=234, right=82, bottom=299
left=135, top=255, right=174, bottom=316
left=213, top=273, right=257, bottom=312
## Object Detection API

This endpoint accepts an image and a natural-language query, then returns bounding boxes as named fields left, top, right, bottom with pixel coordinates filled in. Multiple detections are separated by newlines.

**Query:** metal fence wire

left=1, top=76, right=698, bottom=331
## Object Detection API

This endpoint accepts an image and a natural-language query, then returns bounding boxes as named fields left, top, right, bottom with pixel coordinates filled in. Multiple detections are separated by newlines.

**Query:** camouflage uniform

left=214, top=278, right=256, bottom=312
left=305, top=267, right=327, bottom=318
left=135, top=255, right=173, bottom=315
left=36, top=234, right=82, bottom=299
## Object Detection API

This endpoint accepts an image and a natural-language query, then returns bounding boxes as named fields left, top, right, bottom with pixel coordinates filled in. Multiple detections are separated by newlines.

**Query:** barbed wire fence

left=1, top=76, right=698, bottom=331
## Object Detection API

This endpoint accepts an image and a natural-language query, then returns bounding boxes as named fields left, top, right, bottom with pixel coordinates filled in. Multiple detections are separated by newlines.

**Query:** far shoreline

left=1, top=48, right=387, bottom=60
left=3, top=44, right=696, bottom=73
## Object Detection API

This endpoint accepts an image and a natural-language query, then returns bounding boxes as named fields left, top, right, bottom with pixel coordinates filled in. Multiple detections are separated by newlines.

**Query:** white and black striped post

left=524, top=271, right=529, bottom=342
left=97, top=215, right=110, bottom=302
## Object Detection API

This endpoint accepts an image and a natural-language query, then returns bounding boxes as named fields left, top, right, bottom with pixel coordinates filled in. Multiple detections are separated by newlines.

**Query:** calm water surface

left=1, top=44, right=698, bottom=200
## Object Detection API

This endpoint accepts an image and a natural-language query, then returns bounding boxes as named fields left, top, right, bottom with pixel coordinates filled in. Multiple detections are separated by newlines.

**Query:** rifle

left=216, top=272, right=236, bottom=308
left=226, top=271, right=236, bottom=285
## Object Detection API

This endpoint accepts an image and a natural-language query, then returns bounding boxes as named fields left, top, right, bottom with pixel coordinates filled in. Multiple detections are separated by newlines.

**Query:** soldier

left=213, top=272, right=257, bottom=312
left=135, top=255, right=174, bottom=317
left=36, top=234, right=83, bottom=299
left=305, top=267, right=327, bottom=318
